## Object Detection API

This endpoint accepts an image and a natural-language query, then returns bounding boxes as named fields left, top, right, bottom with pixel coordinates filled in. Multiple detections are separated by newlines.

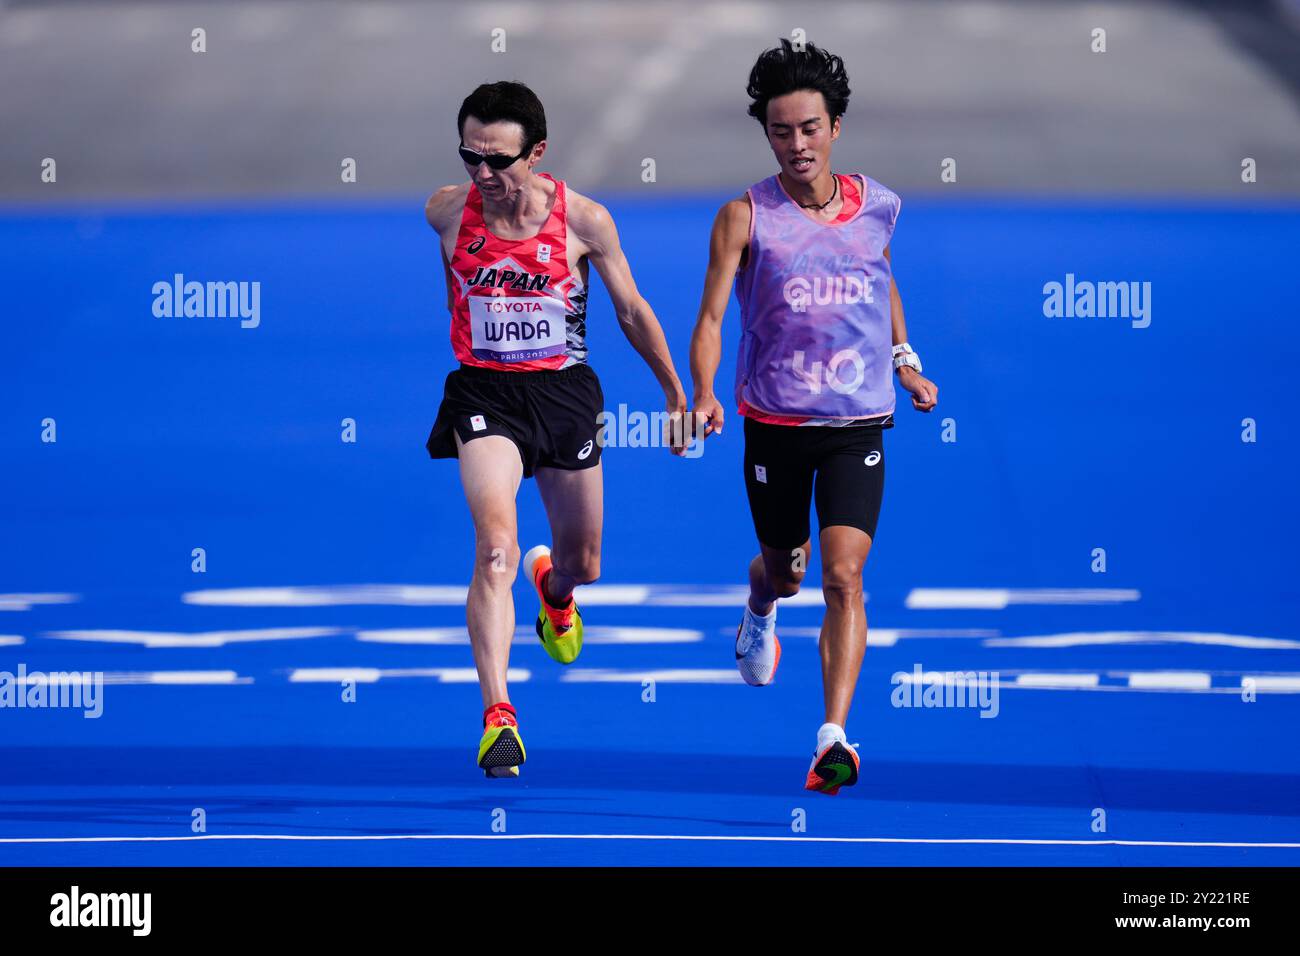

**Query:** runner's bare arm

left=688, top=197, right=750, bottom=438
left=427, top=185, right=467, bottom=314
left=884, top=246, right=937, bottom=412
left=569, top=194, right=689, bottom=446
left=425, top=184, right=462, bottom=232
left=440, top=247, right=455, bottom=313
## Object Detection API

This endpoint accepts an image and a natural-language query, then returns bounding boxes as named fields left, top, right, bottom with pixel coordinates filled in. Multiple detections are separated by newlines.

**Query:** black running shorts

left=742, top=415, right=887, bottom=548
left=426, top=363, right=604, bottom=479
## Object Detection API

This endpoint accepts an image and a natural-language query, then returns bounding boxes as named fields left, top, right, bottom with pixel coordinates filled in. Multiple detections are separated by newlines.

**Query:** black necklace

left=797, top=174, right=839, bottom=211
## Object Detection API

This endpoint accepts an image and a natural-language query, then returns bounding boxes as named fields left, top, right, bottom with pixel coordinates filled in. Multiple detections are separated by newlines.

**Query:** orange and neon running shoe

left=477, top=702, right=525, bottom=778
left=523, top=545, right=584, bottom=664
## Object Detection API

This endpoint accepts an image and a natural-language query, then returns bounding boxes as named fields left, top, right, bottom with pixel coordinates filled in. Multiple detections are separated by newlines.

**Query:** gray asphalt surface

left=1, top=0, right=1298, bottom=201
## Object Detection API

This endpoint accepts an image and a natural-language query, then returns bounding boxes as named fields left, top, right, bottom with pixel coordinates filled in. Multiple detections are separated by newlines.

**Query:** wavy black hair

left=457, top=81, right=547, bottom=151
left=746, top=38, right=851, bottom=126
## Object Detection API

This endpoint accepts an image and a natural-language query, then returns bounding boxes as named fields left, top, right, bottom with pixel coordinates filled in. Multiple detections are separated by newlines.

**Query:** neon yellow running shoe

left=477, top=702, right=525, bottom=778
left=524, top=545, right=583, bottom=664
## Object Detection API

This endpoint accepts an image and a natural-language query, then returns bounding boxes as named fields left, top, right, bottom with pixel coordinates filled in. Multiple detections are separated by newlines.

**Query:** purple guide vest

left=734, top=173, right=901, bottom=420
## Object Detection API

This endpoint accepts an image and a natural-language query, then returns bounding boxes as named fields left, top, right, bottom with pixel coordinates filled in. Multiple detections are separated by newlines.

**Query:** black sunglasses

left=458, top=144, right=530, bottom=170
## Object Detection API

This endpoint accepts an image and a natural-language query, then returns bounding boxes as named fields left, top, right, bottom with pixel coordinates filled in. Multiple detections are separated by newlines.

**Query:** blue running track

left=1, top=195, right=1298, bottom=864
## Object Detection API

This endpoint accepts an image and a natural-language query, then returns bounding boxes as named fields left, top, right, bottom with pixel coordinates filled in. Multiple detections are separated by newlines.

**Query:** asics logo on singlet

left=864, top=451, right=881, bottom=467
left=577, top=439, right=593, bottom=460
left=782, top=274, right=875, bottom=313
left=466, top=264, right=551, bottom=293
left=467, top=235, right=486, bottom=254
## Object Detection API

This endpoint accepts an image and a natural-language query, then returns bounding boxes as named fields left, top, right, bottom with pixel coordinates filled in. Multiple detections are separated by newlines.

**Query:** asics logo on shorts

left=577, top=439, right=593, bottom=461
left=864, top=451, right=881, bottom=467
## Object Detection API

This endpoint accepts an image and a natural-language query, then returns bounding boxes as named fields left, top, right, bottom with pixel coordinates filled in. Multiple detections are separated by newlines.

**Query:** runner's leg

left=534, top=461, right=603, bottom=602
left=816, top=525, right=872, bottom=726
left=456, top=431, right=524, bottom=707
left=812, top=426, right=884, bottom=726
left=748, top=540, right=810, bottom=615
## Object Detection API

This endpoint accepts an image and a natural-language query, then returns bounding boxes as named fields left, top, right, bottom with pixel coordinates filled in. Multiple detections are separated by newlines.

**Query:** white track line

left=0, top=593, right=79, bottom=612
left=358, top=626, right=702, bottom=645
left=561, top=668, right=741, bottom=684
left=180, top=583, right=832, bottom=608
left=0, top=833, right=1296, bottom=848
left=288, top=667, right=529, bottom=684
left=45, top=627, right=343, bottom=648
left=906, top=588, right=1140, bottom=609
left=988, top=631, right=1300, bottom=650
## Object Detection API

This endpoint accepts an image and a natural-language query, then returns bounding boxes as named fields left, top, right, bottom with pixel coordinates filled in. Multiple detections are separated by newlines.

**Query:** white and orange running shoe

left=735, top=603, right=781, bottom=686
left=804, top=725, right=860, bottom=796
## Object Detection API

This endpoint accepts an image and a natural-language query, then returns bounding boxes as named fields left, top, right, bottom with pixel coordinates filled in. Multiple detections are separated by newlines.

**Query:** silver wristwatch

left=892, top=342, right=922, bottom=374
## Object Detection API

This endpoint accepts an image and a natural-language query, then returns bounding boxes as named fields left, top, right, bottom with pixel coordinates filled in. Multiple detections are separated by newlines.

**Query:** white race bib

left=469, top=295, right=567, bottom=362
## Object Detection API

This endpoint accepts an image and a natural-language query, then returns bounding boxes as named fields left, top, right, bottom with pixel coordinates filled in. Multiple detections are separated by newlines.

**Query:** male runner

left=689, top=41, right=939, bottom=795
left=425, top=81, right=688, bottom=777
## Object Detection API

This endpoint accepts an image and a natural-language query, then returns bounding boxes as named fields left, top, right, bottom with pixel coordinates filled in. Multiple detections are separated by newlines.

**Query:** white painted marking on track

left=560, top=668, right=743, bottom=684
left=566, top=627, right=703, bottom=644
left=756, top=627, right=1000, bottom=647
left=0, top=833, right=1296, bottom=849
left=987, top=631, right=1300, bottom=650
left=108, top=671, right=248, bottom=686
left=0, top=635, right=25, bottom=646
left=10, top=671, right=246, bottom=686
left=570, top=585, right=651, bottom=605
left=1245, top=676, right=1300, bottom=692
left=183, top=585, right=469, bottom=607
left=908, top=588, right=1011, bottom=610
left=44, top=627, right=343, bottom=648
left=906, top=588, right=1140, bottom=609
left=288, top=667, right=529, bottom=684
left=1125, top=671, right=1212, bottom=690
left=183, top=583, right=836, bottom=608
left=0, top=593, right=79, bottom=612
left=652, top=587, right=831, bottom=607
left=356, top=626, right=702, bottom=645
left=1013, top=673, right=1101, bottom=688
left=890, top=669, right=1300, bottom=694
left=356, top=628, right=470, bottom=645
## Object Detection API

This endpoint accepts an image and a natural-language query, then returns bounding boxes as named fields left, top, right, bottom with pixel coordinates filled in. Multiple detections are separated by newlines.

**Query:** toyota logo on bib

left=864, top=451, right=881, bottom=467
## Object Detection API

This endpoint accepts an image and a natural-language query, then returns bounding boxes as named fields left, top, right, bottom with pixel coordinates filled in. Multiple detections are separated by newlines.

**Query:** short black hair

left=746, top=39, right=851, bottom=126
left=457, top=81, right=547, bottom=152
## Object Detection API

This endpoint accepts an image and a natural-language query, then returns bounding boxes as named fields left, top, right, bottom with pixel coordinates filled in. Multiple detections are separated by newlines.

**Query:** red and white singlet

left=448, top=172, right=588, bottom=371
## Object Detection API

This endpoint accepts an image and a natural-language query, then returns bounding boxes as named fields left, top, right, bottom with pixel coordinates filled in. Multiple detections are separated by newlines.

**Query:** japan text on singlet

left=734, top=173, right=900, bottom=420
left=449, top=172, right=588, bottom=370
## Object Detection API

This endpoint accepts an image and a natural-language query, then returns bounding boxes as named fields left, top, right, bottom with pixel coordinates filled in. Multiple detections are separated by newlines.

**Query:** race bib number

left=469, top=294, right=567, bottom=362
